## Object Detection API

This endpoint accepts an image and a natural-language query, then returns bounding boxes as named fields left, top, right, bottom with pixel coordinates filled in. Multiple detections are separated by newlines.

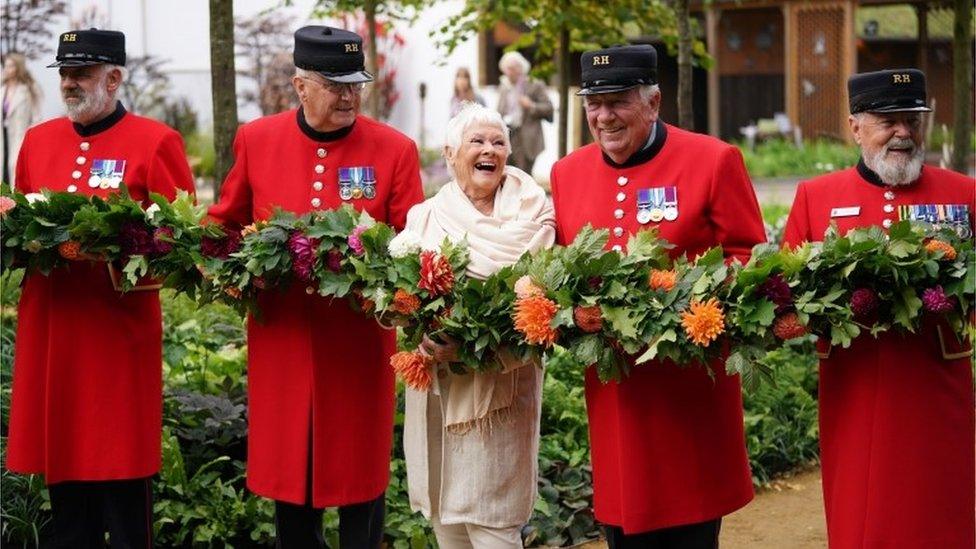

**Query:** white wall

left=22, top=0, right=561, bottom=179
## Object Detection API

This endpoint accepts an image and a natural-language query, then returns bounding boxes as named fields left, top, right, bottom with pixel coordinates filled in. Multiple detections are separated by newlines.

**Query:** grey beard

left=64, top=85, right=112, bottom=124
left=863, top=145, right=924, bottom=186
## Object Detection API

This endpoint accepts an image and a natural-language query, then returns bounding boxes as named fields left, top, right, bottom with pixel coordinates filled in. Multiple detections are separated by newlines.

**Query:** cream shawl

left=404, top=165, right=555, bottom=431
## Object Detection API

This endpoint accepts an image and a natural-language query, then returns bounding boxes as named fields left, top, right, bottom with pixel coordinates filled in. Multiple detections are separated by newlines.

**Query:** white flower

left=24, top=193, right=47, bottom=204
left=145, top=203, right=161, bottom=222
left=388, top=230, right=422, bottom=258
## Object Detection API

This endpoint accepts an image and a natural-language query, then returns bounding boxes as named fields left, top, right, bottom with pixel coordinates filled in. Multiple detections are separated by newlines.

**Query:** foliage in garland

left=0, top=185, right=211, bottom=294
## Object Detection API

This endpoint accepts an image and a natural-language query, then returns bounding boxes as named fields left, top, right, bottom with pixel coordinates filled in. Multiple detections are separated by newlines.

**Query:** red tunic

left=208, top=110, right=423, bottom=507
left=783, top=163, right=975, bottom=549
left=550, top=123, right=763, bottom=533
left=7, top=104, right=195, bottom=483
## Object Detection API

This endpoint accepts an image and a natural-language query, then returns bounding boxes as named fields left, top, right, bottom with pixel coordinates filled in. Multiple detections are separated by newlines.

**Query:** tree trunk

left=675, top=0, right=694, bottom=130
left=209, top=0, right=238, bottom=193
left=951, top=0, right=972, bottom=173
left=364, top=0, right=380, bottom=119
left=557, top=23, right=571, bottom=158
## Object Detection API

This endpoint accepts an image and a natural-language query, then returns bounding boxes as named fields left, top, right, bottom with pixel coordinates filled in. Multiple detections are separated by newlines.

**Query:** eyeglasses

left=301, top=76, right=367, bottom=95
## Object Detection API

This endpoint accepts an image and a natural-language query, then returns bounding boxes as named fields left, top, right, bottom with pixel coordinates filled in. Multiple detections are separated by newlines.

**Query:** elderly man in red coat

left=6, top=29, right=195, bottom=546
left=549, top=45, right=763, bottom=548
left=207, top=26, right=423, bottom=548
left=784, top=69, right=975, bottom=549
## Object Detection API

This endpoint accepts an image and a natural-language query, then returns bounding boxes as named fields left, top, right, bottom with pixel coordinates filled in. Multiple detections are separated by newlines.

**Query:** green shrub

left=745, top=337, right=820, bottom=485
left=739, top=139, right=860, bottom=179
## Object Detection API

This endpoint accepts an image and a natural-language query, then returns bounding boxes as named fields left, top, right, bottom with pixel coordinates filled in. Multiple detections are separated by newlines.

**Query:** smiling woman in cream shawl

left=402, top=103, right=555, bottom=548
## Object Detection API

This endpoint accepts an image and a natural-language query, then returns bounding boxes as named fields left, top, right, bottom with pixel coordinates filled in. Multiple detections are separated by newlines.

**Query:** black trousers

left=274, top=493, right=385, bottom=549
left=604, top=518, right=722, bottom=549
left=42, top=477, right=153, bottom=549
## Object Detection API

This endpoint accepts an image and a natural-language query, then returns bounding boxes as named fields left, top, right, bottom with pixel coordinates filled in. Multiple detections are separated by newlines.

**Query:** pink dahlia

left=347, top=225, right=368, bottom=256
left=0, top=196, right=16, bottom=217
left=922, top=286, right=956, bottom=314
left=288, top=231, right=319, bottom=282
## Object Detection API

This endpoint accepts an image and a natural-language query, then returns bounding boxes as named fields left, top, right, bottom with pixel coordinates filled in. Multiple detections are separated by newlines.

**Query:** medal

left=338, top=167, right=353, bottom=201
left=362, top=167, right=376, bottom=200
left=352, top=187, right=363, bottom=199
left=649, top=208, right=665, bottom=222
left=662, top=186, right=678, bottom=221
left=636, top=188, right=653, bottom=225
left=89, top=159, right=126, bottom=191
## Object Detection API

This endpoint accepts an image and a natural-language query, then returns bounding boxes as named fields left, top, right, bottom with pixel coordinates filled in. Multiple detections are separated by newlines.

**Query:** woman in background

left=450, top=67, right=485, bottom=118
left=1, top=53, right=42, bottom=186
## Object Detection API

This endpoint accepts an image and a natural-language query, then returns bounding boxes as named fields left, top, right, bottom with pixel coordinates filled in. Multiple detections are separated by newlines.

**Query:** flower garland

left=1, top=186, right=207, bottom=293
left=4, top=188, right=972, bottom=391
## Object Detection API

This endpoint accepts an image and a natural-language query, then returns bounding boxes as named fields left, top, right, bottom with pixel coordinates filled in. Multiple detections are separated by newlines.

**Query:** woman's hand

left=420, top=334, right=459, bottom=364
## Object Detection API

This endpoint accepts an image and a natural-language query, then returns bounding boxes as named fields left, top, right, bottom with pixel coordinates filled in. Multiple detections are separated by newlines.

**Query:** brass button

left=317, top=148, right=327, bottom=158
left=882, top=219, right=893, bottom=229
left=614, top=209, right=624, bottom=219
left=311, top=197, right=322, bottom=208
left=312, top=181, right=324, bottom=191
left=314, top=164, right=325, bottom=174
left=617, top=176, right=628, bottom=186
left=80, top=142, right=91, bottom=151
left=75, top=156, right=86, bottom=165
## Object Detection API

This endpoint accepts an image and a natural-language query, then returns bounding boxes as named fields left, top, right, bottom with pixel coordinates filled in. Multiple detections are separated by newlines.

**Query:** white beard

left=863, top=138, right=924, bottom=186
left=63, top=82, right=112, bottom=124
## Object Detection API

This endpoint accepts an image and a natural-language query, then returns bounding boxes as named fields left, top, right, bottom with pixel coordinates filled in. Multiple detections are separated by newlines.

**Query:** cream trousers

left=431, top=516, right=523, bottom=549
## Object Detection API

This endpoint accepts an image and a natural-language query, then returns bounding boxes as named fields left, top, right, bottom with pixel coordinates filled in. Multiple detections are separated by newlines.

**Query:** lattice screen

left=795, top=4, right=847, bottom=139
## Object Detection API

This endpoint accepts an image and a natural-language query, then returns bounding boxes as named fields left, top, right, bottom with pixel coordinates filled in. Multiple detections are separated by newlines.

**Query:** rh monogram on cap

left=47, top=28, right=126, bottom=68
left=848, top=68, right=930, bottom=114
left=293, top=26, right=374, bottom=84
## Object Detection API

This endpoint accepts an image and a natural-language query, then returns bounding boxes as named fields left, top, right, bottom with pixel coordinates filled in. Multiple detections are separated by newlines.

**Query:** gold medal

left=352, top=187, right=363, bottom=199
left=649, top=208, right=665, bottom=222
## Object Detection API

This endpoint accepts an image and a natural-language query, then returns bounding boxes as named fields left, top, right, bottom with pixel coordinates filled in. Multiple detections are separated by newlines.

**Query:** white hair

left=445, top=102, right=511, bottom=152
left=443, top=102, right=511, bottom=178
left=295, top=67, right=316, bottom=80
left=498, top=51, right=530, bottom=75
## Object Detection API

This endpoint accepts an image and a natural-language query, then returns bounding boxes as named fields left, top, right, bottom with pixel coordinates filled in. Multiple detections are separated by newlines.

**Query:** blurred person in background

left=1, top=52, right=43, bottom=185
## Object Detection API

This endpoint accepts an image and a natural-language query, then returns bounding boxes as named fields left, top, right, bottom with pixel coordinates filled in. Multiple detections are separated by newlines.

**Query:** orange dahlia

left=391, top=351, right=433, bottom=391
left=573, top=305, right=603, bottom=333
left=418, top=250, right=454, bottom=295
left=514, top=295, right=559, bottom=346
left=681, top=297, right=726, bottom=346
left=648, top=269, right=677, bottom=292
left=241, top=223, right=260, bottom=237
left=391, top=289, right=421, bottom=315
left=772, top=311, right=807, bottom=340
left=924, top=239, right=957, bottom=261
left=58, top=240, right=82, bottom=261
